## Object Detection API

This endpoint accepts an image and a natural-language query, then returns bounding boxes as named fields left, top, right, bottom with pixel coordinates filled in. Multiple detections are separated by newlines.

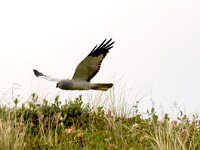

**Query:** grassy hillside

left=0, top=93, right=199, bottom=150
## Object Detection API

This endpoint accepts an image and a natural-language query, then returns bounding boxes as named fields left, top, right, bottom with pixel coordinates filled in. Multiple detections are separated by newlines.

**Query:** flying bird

left=33, top=39, right=114, bottom=91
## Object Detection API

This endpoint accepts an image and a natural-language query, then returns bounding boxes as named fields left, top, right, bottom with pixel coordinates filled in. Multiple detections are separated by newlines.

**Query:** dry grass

left=0, top=94, right=199, bottom=149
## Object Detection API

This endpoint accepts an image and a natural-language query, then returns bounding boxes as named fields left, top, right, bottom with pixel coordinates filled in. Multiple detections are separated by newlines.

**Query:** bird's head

left=56, top=80, right=71, bottom=90
left=56, top=81, right=64, bottom=88
left=56, top=82, right=59, bottom=88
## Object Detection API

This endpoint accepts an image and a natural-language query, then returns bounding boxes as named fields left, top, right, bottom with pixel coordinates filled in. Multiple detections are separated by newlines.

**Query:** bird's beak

left=56, top=83, right=58, bottom=88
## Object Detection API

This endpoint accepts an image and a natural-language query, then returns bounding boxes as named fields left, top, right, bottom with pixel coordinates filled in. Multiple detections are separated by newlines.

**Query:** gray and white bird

left=33, top=39, right=114, bottom=91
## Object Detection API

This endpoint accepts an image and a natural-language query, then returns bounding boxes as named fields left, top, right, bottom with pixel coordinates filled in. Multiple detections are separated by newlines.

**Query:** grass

left=0, top=93, right=199, bottom=149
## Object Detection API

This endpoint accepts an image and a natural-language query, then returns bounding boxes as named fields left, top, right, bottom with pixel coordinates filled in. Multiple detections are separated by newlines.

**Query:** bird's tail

left=91, top=83, right=113, bottom=91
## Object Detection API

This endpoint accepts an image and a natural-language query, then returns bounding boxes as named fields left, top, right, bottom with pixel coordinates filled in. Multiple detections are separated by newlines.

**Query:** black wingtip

left=89, top=38, right=115, bottom=57
left=99, top=38, right=115, bottom=49
left=33, top=69, right=43, bottom=77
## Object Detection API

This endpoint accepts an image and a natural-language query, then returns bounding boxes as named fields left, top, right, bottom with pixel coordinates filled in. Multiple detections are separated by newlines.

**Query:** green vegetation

left=0, top=93, right=199, bottom=150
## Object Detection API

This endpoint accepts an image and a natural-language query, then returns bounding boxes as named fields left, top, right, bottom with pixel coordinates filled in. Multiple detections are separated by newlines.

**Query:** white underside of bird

left=56, top=79, right=113, bottom=91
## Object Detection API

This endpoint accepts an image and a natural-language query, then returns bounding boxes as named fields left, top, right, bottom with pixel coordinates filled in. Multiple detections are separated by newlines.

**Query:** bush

left=0, top=94, right=199, bottom=149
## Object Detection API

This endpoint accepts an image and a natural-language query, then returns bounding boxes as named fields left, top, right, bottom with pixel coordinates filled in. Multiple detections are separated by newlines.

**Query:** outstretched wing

left=33, top=69, right=61, bottom=82
left=72, top=39, right=114, bottom=82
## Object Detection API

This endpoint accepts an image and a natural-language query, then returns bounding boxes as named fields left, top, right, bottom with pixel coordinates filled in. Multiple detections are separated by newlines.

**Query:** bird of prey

left=33, top=39, right=114, bottom=91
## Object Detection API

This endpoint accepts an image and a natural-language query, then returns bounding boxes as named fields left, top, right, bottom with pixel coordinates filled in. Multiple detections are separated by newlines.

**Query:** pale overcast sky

left=0, top=0, right=200, bottom=115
